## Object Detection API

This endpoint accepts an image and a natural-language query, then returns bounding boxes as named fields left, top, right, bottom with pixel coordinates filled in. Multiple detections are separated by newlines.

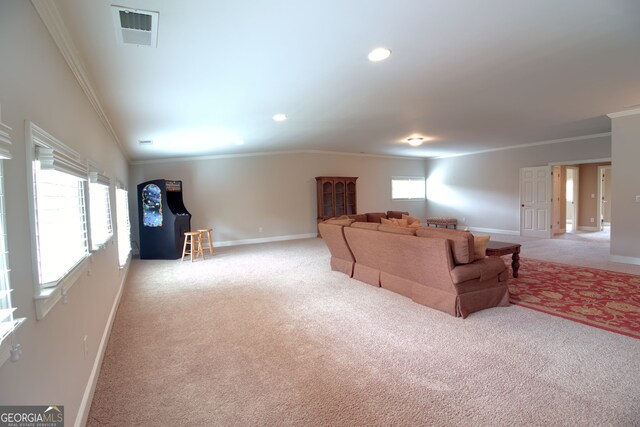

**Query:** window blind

left=0, top=161, right=25, bottom=362
left=89, top=182, right=113, bottom=249
left=116, top=187, right=131, bottom=267
left=33, top=165, right=89, bottom=286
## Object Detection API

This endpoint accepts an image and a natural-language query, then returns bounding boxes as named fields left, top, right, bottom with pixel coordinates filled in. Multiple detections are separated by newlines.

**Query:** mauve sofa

left=318, top=220, right=509, bottom=318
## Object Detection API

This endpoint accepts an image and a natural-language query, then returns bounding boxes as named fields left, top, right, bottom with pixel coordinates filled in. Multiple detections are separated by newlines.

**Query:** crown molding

left=31, top=0, right=129, bottom=161
left=129, top=149, right=422, bottom=166
left=433, top=132, right=611, bottom=160
left=607, top=107, right=640, bottom=119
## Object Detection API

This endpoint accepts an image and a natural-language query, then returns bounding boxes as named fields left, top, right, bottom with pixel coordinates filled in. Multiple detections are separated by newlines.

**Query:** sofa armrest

left=450, top=257, right=507, bottom=284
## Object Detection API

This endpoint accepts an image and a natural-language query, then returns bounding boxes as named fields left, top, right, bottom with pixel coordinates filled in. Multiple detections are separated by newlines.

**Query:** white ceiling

left=52, top=0, right=640, bottom=161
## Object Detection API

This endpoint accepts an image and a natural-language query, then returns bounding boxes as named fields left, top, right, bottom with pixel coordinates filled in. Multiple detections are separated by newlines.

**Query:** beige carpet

left=87, top=238, right=640, bottom=426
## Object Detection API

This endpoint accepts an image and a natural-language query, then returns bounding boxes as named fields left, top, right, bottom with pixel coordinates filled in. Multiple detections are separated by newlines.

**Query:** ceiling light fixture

left=138, top=139, right=153, bottom=145
left=368, top=47, right=391, bottom=62
left=273, top=113, right=287, bottom=122
left=407, top=137, right=424, bottom=147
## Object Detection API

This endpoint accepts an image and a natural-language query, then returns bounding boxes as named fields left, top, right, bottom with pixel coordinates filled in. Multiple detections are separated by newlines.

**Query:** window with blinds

left=0, top=160, right=25, bottom=364
left=89, top=172, right=113, bottom=250
left=391, top=176, right=426, bottom=200
left=33, top=163, right=89, bottom=286
left=116, top=187, right=131, bottom=267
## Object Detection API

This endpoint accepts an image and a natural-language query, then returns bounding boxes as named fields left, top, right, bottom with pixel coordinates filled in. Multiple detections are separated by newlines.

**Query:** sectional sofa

left=318, top=218, right=510, bottom=318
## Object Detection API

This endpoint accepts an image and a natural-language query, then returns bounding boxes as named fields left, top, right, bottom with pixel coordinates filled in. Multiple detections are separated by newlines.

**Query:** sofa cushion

left=473, top=235, right=490, bottom=260
left=381, top=218, right=409, bottom=227
left=325, top=218, right=355, bottom=226
left=351, top=221, right=380, bottom=230
left=366, top=212, right=388, bottom=223
left=402, top=214, right=421, bottom=225
left=378, top=225, right=417, bottom=236
left=348, top=214, right=367, bottom=222
left=386, top=210, right=409, bottom=219
left=416, top=227, right=475, bottom=265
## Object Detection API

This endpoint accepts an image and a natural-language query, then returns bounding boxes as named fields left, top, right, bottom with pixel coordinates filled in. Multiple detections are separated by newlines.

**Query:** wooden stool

left=198, top=228, right=214, bottom=256
left=182, top=231, right=204, bottom=262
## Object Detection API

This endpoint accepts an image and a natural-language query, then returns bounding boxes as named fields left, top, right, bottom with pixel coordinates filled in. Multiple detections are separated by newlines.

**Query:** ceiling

left=51, top=0, right=640, bottom=161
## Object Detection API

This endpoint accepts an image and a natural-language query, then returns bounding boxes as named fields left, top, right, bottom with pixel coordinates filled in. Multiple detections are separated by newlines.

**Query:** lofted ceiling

left=49, top=0, right=640, bottom=161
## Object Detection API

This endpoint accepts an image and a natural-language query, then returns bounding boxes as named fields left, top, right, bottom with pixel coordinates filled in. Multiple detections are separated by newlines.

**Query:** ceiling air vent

left=111, top=6, right=159, bottom=47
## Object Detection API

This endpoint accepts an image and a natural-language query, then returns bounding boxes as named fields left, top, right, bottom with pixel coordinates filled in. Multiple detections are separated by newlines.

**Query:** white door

left=520, top=166, right=551, bottom=238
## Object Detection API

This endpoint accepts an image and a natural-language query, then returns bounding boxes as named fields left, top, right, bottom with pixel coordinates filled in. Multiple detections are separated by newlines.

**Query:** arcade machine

left=137, top=179, right=192, bottom=259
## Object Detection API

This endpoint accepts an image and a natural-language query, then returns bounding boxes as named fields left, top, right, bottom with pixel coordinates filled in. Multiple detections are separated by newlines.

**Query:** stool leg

left=197, top=234, right=204, bottom=260
left=207, top=230, right=213, bottom=255
left=181, top=235, right=189, bottom=261
left=190, top=235, right=195, bottom=262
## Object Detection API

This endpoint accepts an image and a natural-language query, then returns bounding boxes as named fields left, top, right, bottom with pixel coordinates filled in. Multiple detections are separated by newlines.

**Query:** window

left=391, top=176, right=426, bottom=200
left=116, top=185, right=131, bottom=267
left=1, top=117, right=25, bottom=366
left=26, top=122, right=91, bottom=319
left=89, top=172, right=113, bottom=250
left=33, top=154, right=89, bottom=286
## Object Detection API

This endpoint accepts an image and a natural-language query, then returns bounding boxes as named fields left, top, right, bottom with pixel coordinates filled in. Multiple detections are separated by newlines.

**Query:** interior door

left=520, top=166, right=551, bottom=238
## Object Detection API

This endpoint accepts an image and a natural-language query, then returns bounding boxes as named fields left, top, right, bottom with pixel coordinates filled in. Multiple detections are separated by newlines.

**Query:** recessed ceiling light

left=368, top=47, right=391, bottom=62
left=273, top=113, right=287, bottom=122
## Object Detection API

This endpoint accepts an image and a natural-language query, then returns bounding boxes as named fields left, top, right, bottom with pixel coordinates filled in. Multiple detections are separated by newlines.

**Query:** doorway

left=597, top=165, right=612, bottom=231
left=565, top=166, right=578, bottom=232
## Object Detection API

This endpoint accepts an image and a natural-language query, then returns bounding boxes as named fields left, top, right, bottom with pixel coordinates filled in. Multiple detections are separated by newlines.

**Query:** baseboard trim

left=467, top=227, right=520, bottom=236
left=609, top=255, right=640, bottom=266
left=214, top=233, right=317, bottom=247
left=578, top=226, right=600, bottom=232
left=75, top=263, right=130, bottom=427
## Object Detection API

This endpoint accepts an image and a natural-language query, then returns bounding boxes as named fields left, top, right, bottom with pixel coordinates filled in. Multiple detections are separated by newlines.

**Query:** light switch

left=591, top=193, right=595, bottom=198
left=636, top=195, right=640, bottom=203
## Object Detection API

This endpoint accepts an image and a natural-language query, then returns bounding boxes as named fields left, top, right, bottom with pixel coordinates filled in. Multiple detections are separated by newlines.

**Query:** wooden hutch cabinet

left=315, top=177, right=358, bottom=222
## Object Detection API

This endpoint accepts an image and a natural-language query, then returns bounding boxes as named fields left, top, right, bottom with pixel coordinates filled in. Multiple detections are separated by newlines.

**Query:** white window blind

left=0, top=127, right=25, bottom=363
left=116, top=186, right=131, bottom=267
left=89, top=172, right=113, bottom=250
left=33, top=159, right=89, bottom=287
left=392, top=176, right=426, bottom=200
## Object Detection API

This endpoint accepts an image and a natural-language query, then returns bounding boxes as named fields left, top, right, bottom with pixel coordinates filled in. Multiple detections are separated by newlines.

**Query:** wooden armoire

left=315, top=176, right=358, bottom=222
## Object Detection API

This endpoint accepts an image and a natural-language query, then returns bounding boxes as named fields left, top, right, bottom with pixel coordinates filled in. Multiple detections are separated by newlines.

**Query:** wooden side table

left=486, top=241, right=521, bottom=278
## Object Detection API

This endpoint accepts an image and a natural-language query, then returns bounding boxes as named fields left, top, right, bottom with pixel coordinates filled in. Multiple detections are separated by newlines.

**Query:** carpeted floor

left=87, top=238, right=640, bottom=426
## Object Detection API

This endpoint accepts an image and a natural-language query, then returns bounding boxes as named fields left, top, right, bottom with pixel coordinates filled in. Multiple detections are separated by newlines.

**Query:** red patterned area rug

left=507, top=258, right=640, bottom=339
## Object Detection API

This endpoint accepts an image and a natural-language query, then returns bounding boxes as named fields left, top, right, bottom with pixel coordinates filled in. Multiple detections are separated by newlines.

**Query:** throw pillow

left=380, top=217, right=396, bottom=226
left=402, top=214, right=421, bottom=225
left=473, top=235, right=490, bottom=260
left=408, top=221, right=420, bottom=229
left=395, top=218, right=409, bottom=227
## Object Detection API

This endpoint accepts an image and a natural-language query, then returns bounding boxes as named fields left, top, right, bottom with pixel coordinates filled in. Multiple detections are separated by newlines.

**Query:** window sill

left=33, top=254, right=90, bottom=320
left=91, top=234, right=114, bottom=252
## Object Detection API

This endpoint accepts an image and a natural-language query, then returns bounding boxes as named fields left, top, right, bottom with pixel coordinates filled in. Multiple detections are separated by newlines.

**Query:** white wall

left=0, top=2, right=129, bottom=425
left=130, top=152, right=427, bottom=247
left=610, top=111, right=640, bottom=263
left=424, top=136, right=611, bottom=233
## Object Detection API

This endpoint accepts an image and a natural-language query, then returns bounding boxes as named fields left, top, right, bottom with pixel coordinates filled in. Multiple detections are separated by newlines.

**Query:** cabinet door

left=322, top=181, right=334, bottom=218
left=334, top=181, right=346, bottom=216
left=346, top=181, right=356, bottom=214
